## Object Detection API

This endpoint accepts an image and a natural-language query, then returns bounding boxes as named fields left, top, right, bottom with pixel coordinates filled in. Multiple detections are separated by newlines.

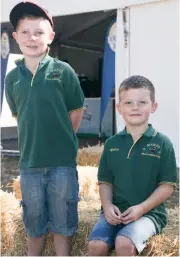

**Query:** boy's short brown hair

left=119, top=75, right=155, bottom=102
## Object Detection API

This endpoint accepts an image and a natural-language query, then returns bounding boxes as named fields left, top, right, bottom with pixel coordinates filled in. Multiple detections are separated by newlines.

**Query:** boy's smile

left=12, top=17, right=55, bottom=58
left=116, top=88, right=158, bottom=127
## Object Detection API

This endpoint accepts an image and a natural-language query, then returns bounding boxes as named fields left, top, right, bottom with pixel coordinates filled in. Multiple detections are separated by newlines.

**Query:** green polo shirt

left=5, top=54, right=84, bottom=168
left=98, top=125, right=177, bottom=233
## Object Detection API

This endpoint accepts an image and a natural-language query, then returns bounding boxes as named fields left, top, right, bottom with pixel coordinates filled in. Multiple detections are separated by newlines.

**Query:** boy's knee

left=115, top=236, right=136, bottom=256
left=88, top=240, right=109, bottom=256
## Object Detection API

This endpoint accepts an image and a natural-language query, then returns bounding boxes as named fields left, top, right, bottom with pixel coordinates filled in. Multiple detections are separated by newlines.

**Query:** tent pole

left=99, top=119, right=102, bottom=138
left=112, top=97, right=116, bottom=135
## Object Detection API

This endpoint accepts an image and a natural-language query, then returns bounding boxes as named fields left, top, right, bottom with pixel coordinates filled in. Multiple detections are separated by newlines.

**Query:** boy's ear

left=12, top=32, right=17, bottom=41
left=48, top=31, right=55, bottom=45
left=116, top=103, right=121, bottom=114
left=151, top=102, right=158, bottom=113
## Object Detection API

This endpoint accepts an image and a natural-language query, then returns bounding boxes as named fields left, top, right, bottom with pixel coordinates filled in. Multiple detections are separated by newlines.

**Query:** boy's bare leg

left=27, top=235, right=45, bottom=256
left=88, top=240, right=109, bottom=256
left=115, top=236, right=137, bottom=256
left=54, top=234, right=73, bottom=256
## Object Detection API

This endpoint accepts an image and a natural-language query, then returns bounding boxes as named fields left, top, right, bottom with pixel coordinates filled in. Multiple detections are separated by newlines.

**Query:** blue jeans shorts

left=20, top=167, right=79, bottom=238
left=89, top=213, right=156, bottom=253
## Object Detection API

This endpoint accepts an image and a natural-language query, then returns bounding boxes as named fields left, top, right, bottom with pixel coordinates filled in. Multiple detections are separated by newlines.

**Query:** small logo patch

left=110, top=148, right=119, bottom=152
left=46, top=68, right=63, bottom=81
left=141, top=143, right=161, bottom=158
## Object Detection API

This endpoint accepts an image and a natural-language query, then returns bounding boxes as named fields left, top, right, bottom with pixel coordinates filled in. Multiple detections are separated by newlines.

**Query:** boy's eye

left=22, top=31, right=28, bottom=34
left=125, top=101, right=132, bottom=105
left=35, top=31, right=44, bottom=35
left=139, top=101, right=146, bottom=104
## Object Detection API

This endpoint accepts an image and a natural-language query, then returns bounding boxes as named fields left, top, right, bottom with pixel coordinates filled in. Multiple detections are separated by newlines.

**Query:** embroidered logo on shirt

left=110, top=148, right=119, bottom=152
left=46, top=68, right=63, bottom=81
left=141, top=143, right=161, bottom=158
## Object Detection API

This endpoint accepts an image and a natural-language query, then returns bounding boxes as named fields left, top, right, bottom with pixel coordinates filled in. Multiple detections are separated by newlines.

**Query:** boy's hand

left=104, top=204, right=122, bottom=225
left=120, top=205, right=144, bottom=224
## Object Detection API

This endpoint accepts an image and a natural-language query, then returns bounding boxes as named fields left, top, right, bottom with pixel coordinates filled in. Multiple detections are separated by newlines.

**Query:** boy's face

left=116, top=88, right=158, bottom=127
left=12, top=17, right=55, bottom=58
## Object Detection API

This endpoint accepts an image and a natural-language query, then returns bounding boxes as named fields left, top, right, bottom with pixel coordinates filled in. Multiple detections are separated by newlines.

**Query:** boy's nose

left=29, top=35, right=36, bottom=41
left=132, top=108, right=139, bottom=112
left=132, top=103, right=139, bottom=110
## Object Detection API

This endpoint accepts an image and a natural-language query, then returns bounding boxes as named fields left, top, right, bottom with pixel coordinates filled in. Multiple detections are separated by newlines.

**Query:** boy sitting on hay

left=88, top=75, right=177, bottom=256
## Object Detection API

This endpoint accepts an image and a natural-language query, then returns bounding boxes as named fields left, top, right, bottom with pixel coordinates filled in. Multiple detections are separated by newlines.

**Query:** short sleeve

left=98, top=142, right=113, bottom=186
left=5, top=75, right=17, bottom=117
left=158, top=138, right=177, bottom=187
left=63, top=64, right=84, bottom=112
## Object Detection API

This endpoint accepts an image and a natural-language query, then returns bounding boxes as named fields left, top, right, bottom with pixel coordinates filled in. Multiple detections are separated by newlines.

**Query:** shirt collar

left=119, top=124, right=157, bottom=138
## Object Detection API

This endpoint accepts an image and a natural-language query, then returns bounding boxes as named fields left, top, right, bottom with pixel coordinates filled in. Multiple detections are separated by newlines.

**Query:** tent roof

left=1, top=0, right=161, bottom=22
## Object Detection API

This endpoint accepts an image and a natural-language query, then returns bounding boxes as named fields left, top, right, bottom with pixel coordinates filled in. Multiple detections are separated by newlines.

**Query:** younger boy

left=88, top=75, right=177, bottom=256
left=5, top=2, right=84, bottom=256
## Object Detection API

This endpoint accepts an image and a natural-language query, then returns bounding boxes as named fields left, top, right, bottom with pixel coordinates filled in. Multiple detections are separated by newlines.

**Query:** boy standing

left=5, top=2, right=84, bottom=256
left=88, top=75, right=177, bottom=256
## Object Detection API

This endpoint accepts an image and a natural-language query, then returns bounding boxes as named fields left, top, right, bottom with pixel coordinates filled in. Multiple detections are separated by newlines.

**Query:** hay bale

left=78, top=166, right=99, bottom=201
left=77, top=151, right=101, bottom=167
left=1, top=187, right=179, bottom=256
left=141, top=234, right=179, bottom=256
left=78, top=144, right=103, bottom=167
left=2, top=198, right=100, bottom=256
left=0, top=190, right=21, bottom=255
left=9, top=166, right=99, bottom=201
left=8, top=176, right=22, bottom=200
left=79, top=144, right=104, bottom=154
left=164, top=207, right=179, bottom=237
left=2, top=162, right=179, bottom=256
left=3, top=166, right=100, bottom=255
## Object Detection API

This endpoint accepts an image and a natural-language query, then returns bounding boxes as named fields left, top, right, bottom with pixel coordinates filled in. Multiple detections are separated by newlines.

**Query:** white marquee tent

left=1, top=0, right=179, bottom=165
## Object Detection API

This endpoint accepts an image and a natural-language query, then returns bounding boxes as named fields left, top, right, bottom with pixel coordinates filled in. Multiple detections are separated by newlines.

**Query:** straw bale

left=140, top=206, right=180, bottom=256
left=9, top=166, right=99, bottom=201
left=3, top=167, right=100, bottom=255
left=77, top=150, right=101, bottom=167
left=0, top=190, right=21, bottom=255
left=2, top=199, right=101, bottom=256
left=77, top=144, right=103, bottom=167
left=79, top=144, right=104, bottom=154
left=78, top=166, right=99, bottom=201
left=1, top=187, right=179, bottom=256
left=164, top=206, right=179, bottom=236
left=8, top=176, right=22, bottom=200
left=141, top=234, right=180, bottom=256
left=2, top=160, right=179, bottom=256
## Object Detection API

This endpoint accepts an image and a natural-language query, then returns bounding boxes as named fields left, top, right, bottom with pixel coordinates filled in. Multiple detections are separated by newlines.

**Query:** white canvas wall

left=115, top=0, right=179, bottom=165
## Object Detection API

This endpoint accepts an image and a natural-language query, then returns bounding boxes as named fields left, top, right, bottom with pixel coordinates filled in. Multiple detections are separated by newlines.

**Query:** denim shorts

left=89, top=213, right=156, bottom=253
left=20, top=167, right=79, bottom=237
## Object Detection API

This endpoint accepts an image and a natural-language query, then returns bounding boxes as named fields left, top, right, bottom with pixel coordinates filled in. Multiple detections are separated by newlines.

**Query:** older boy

left=88, top=75, right=177, bottom=256
left=5, top=2, right=84, bottom=256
